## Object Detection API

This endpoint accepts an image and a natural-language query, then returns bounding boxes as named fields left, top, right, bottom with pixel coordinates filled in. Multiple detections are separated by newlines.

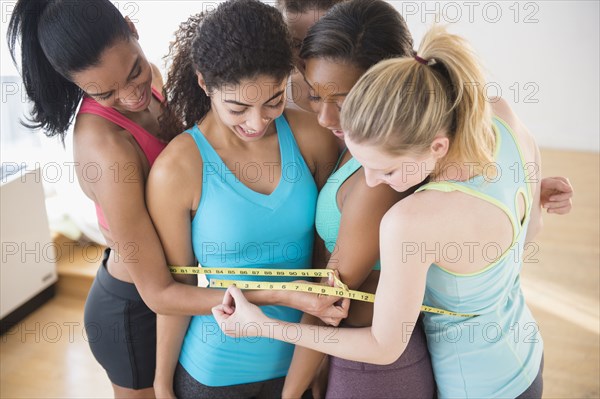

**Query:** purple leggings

left=326, top=316, right=436, bottom=399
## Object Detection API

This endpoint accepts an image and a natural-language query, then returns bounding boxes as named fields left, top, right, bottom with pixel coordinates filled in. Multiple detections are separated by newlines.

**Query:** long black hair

left=7, top=0, right=132, bottom=140
left=300, top=0, right=414, bottom=71
left=160, top=0, right=294, bottom=140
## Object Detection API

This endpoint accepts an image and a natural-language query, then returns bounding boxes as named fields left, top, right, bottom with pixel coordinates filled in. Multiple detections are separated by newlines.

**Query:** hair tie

left=414, top=54, right=429, bottom=65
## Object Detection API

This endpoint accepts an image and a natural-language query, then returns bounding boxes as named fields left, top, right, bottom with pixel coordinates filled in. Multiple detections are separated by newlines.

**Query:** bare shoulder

left=347, top=169, right=404, bottom=211
left=381, top=189, right=455, bottom=240
left=491, top=97, right=524, bottom=131
left=73, top=113, right=139, bottom=164
left=150, top=63, right=165, bottom=92
left=490, top=97, right=538, bottom=162
left=283, top=108, right=338, bottom=186
left=283, top=107, right=320, bottom=134
left=151, top=133, right=200, bottom=184
left=284, top=108, right=337, bottom=159
left=148, top=133, right=201, bottom=207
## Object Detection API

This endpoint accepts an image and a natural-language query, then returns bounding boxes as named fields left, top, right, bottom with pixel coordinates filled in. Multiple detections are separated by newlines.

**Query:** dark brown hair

left=160, top=0, right=293, bottom=140
left=300, top=0, right=414, bottom=71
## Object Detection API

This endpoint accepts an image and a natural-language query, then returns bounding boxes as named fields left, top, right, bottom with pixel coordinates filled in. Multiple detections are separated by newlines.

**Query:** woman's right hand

left=289, top=287, right=349, bottom=326
left=287, top=273, right=350, bottom=326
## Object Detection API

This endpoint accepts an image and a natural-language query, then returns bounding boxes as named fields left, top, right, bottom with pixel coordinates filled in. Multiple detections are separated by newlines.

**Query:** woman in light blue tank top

left=214, top=24, right=548, bottom=399
left=147, top=1, right=342, bottom=398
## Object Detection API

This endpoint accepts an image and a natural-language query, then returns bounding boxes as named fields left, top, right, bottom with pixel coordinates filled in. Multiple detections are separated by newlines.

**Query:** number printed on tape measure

left=170, top=266, right=476, bottom=317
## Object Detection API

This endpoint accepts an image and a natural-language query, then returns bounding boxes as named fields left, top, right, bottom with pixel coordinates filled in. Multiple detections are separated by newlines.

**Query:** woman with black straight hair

left=8, top=1, right=169, bottom=396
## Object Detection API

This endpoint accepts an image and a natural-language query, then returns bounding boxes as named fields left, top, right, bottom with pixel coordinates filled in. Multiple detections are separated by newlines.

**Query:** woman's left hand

left=540, top=176, right=573, bottom=214
left=212, top=285, right=270, bottom=338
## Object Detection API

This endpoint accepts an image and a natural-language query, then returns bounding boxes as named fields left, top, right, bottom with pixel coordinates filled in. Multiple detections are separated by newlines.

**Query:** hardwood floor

left=0, top=296, right=113, bottom=398
left=520, top=149, right=599, bottom=398
left=0, top=149, right=598, bottom=398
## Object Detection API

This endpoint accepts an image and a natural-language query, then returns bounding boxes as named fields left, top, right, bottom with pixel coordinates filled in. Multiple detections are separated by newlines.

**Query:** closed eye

left=94, top=92, right=113, bottom=101
left=130, top=66, right=142, bottom=81
left=266, top=99, right=284, bottom=109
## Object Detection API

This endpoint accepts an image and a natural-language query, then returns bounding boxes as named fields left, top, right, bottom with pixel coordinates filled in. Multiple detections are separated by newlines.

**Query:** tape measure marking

left=169, top=266, right=476, bottom=318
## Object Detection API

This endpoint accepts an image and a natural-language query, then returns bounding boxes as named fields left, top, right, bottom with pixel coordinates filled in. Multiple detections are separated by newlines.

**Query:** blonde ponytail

left=342, top=25, right=495, bottom=178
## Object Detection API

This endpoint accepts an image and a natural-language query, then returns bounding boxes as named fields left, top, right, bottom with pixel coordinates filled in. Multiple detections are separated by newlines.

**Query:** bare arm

left=74, top=126, right=202, bottom=315
left=77, top=129, right=338, bottom=317
left=146, top=130, right=328, bottom=394
left=146, top=136, right=198, bottom=397
left=525, top=143, right=543, bottom=243
left=284, top=177, right=410, bottom=398
left=213, top=202, right=428, bottom=365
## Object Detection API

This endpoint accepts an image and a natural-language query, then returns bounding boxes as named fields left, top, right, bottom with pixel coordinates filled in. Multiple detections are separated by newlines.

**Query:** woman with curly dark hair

left=147, top=1, right=340, bottom=398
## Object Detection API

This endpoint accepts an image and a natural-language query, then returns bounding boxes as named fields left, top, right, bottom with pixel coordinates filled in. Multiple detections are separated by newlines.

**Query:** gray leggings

left=516, top=355, right=544, bottom=399
left=173, top=363, right=285, bottom=399
left=325, top=316, right=436, bottom=399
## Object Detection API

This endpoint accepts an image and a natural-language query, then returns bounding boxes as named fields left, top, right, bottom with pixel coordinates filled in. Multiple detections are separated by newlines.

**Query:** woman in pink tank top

left=8, top=2, right=348, bottom=397
left=8, top=1, right=176, bottom=397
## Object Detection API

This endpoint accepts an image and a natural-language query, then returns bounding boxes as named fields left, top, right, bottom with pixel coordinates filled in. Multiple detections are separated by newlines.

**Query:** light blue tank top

left=179, top=115, right=318, bottom=386
left=315, top=150, right=381, bottom=270
left=415, top=117, right=543, bottom=398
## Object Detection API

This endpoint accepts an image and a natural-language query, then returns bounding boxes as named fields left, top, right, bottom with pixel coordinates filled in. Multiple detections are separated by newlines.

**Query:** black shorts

left=174, top=362, right=286, bottom=399
left=84, top=248, right=156, bottom=389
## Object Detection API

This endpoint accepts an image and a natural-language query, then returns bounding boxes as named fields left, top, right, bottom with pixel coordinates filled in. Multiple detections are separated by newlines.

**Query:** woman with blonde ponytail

left=213, top=24, right=545, bottom=399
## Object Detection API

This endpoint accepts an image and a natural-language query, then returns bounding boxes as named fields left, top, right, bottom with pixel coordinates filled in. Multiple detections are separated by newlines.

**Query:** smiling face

left=202, top=74, right=288, bottom=142
left=71, top=36, right=153, bottom=114
left=345, top=136, right=449, bottom=192
left=303, top=58, right=364, bottom=140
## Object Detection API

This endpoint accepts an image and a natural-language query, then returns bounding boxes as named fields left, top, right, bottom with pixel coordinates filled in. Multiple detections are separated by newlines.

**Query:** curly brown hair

left=159, top=0, right=294, bottom=141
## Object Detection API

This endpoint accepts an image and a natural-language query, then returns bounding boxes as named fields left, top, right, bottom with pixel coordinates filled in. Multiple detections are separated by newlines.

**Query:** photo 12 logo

left=394, top=1, right=540, bottom=24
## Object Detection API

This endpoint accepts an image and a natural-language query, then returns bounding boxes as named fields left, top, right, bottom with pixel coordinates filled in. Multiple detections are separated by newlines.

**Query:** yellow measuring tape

left=169, top=266, right=476, bottom=318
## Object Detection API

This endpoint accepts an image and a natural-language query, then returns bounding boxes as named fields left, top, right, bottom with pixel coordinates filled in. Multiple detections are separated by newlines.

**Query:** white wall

left=398, top=1, right=599, bottom=152
left=1, top=1, right=598, bottom=152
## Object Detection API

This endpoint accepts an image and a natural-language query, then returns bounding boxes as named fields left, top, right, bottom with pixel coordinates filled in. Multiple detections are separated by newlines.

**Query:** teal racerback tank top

left=178, top=115, right=318, bottom=386
left=416, top=117, right=543, bottom=398
left=315, top=150, right=381, bottom=270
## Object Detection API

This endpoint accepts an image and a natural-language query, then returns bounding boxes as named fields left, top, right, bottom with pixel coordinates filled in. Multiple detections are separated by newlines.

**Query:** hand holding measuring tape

left=170, top=266, right=352, bottom=325
left=212, top=285, right=276, bottom=338
left=171, top=266, right=477, bottom=319
left=284, top=273, right=351, bottom=326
